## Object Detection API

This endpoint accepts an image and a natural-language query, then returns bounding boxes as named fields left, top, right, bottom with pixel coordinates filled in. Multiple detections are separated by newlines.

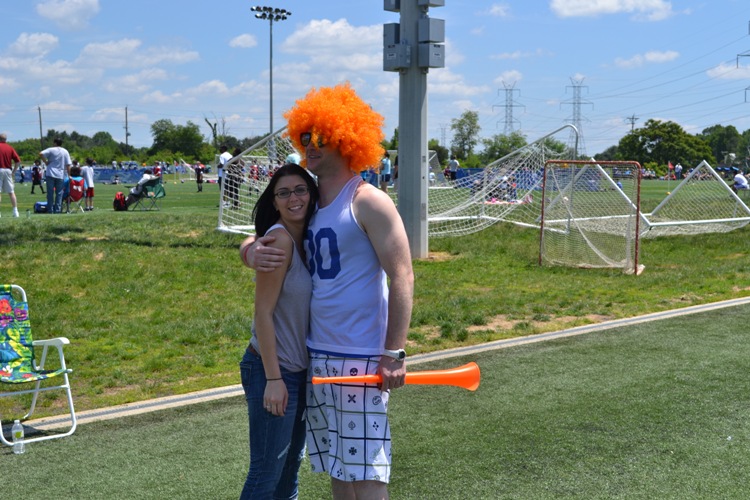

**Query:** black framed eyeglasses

left=275, top=186, right=310, bottom=199
left=300, top=132, right=325, bottom=148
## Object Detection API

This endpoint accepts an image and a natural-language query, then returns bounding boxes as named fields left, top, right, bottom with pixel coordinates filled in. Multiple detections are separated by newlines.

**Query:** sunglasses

left=300, top=132, right=325, bottom=148
left=275, top=185, right=310, bottom=199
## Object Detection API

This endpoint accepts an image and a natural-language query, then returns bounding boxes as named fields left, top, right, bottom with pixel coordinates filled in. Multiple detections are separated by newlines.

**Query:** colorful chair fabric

left=0, top=284, right=77, bottom=446
left=66, top=176, right=86, bottom=213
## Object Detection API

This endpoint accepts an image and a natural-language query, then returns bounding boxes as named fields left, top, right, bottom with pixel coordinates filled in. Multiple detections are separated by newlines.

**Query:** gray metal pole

left=397, top=2, right=428, bottom=259
left=269, top=18, right=274, bottom=136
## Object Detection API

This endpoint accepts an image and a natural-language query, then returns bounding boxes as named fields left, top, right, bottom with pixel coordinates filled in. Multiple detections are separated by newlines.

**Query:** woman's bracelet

left=266, top=377, right=282, bottom=381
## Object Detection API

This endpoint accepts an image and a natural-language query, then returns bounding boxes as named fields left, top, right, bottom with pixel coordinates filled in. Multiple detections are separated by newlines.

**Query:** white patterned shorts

left=306, top=352, right=391, bottom=483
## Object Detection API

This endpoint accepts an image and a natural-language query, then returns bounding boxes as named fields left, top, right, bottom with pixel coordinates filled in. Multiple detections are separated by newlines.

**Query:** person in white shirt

left=39, top=137, right=72, bottom=214
left=81, top=158, right=96, bottom=211
left=218, top=144, right=232, bottom=207
left=733, top=171, right=749, bottom=192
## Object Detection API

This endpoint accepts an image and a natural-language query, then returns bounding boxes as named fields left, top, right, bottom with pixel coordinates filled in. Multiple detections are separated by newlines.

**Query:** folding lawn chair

left=0, top=284, right=77, bottom=446
left=66, top=176, right=85, bottom=213
left=131, top=178, right=165, bottom=211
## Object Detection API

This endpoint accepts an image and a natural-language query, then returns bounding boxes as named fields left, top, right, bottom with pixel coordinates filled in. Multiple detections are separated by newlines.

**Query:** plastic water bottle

left=11, top=420, right=25, bottom=454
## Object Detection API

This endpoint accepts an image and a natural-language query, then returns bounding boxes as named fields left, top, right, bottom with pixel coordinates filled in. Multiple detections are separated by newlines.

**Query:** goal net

left=641, top=160, right=750, bottom=238
left=217, top=128, right=300, bottom=235
left=540, top=160, right=643, bottom=274
left=428, top=125, right=578, bottom=237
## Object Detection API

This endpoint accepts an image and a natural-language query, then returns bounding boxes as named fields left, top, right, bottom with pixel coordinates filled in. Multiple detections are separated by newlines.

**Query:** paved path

left=27, top=295, right=750, bottom=431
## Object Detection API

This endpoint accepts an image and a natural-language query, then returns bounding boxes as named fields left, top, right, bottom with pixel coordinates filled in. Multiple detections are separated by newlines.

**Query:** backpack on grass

left=113, top=192, right=127, bottom=211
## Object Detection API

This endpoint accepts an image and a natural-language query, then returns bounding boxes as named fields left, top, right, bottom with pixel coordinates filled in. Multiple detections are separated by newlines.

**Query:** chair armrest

left=33, top=337, right=70, bottom=347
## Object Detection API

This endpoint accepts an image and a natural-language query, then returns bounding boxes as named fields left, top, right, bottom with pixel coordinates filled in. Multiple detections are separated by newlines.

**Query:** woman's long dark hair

left=252, top=163, right=319, bottom=237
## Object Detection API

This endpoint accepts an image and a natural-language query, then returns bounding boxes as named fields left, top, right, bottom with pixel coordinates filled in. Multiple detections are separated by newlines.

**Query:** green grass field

left=1, top=177, right=749, bottom=421
left=3, top=304, right=749, bottom=499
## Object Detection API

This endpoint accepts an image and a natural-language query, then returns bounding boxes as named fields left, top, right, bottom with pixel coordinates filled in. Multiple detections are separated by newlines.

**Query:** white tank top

left=305, top=176, right=388, bottom=356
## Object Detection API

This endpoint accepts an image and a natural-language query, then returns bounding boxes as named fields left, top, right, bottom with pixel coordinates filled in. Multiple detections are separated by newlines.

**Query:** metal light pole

left=251, top=5, right=291, bottom=136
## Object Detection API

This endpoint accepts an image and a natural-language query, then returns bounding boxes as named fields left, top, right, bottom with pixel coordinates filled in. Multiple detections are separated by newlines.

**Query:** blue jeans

left=46, top=177, right=65, bottom=213
left=240, top=348, right=307, bottom=500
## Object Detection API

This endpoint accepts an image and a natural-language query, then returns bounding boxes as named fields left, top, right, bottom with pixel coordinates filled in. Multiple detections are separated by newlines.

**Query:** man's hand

left=239, top=234, right=286, bottom=272
left=378, top=356, right=406, bottom=391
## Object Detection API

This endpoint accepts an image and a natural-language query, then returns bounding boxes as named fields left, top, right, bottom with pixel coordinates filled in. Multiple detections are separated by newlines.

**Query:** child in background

left=81, top=158, right=96, bottom=211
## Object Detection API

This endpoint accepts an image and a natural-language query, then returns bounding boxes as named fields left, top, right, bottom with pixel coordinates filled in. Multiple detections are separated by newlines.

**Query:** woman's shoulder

left=265, top=225, right=294, bottom=249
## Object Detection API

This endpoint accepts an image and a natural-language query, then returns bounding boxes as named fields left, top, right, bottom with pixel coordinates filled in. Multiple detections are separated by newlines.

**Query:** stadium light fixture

left=250, top=5, right=291, bottom=135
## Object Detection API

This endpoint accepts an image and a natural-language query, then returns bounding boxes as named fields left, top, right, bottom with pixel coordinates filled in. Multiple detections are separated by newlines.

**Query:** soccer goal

left=539, top=160, right=644, bottom=274
left=216, top=128, right=300, bottom=235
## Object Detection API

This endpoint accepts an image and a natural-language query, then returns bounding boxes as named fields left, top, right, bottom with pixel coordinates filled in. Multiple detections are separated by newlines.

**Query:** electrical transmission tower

left=492, top=82, right=524, bottom=135
left=562, top=77, right=592, bottom=156
left=738, top=21, right=750, bottom=102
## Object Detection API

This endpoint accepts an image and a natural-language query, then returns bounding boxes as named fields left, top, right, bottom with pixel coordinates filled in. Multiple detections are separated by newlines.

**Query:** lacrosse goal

left=539, top=160, right=644, bottom=274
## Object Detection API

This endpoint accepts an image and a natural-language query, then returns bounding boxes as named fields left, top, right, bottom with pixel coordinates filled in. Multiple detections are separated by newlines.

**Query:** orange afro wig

left=283, top=83, right=385, bottom=173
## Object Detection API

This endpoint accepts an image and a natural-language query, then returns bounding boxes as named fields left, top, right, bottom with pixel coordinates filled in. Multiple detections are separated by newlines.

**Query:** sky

left=2, top=0, right=750, bottom=157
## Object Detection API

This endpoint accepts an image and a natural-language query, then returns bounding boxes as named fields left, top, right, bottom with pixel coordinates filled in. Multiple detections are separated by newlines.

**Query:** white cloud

left=550, top=0, right=674, bottom=21
left=487, top=3, right=511, bottom=17
left=428, top=69, right=490, bottom=97
left=707, top=62, right=750, bottom=80
left=282, top=19, right=380, bottom=72
left=41, top=100, right=82, bottom=111
left=36, top=0, right=100, bottom=30
left=187, top=80, right=231, bottom=96
left=77, top=38, right=199, bottom=69
left=9, top=33, right=59, bottom=57
left=229, top=34, right=257, bottom=49
left=103, top=69, right=168, bottom=93
left=0, top=76, right=20, bottom=92
left=491, top=48, right=552, bottom=61
left=615, top=49, right=679, bottom=68
left=494, top=70, right=523, bottom=85
left=141, top=90, right=178, bottom=104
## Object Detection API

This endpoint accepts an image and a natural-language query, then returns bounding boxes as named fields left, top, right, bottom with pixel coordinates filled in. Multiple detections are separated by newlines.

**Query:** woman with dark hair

left=238, top=163, right=318, bottom=499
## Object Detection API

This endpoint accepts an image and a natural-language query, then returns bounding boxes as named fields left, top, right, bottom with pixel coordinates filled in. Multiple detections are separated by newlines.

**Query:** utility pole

left=625, top=114, right=639, bottom=132
left=562, top=77, right=592, bottom=157
left=124, top=106, right=130, bottom=156
left=37, top=106, right=44, bottom=150
left=384, top=0, right=445, bottom=258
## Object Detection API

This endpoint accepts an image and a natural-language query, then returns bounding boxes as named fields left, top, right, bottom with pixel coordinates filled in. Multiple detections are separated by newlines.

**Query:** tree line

left=446, top=110, right=750, bottom=176
left=9, top=112, right=750, bottom=174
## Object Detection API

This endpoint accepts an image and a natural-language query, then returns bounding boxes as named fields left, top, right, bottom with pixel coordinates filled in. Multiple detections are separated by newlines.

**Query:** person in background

left=0, top=133, right=21, bottom=217
left=194, top=163, right=204, bottom=192
left=81, top=157, right=96, bottom=211
left=218, top=144, right=232, bottom=207
left=31, top=159, right=45, bottom=194
left=125, top=169, right=158, bottom=207
left=227, top=148, right=245, bottom=209
left=39, top=137, right=72, bottom=214
left=380, top=151, right=392, bottom=194
left=238, top=163, right=319, bottom=499
left=732, top=170, right=749, bottom=192
left=447, top=154, right=460, bottom=181
left=246, top=83, right=414, bottom=500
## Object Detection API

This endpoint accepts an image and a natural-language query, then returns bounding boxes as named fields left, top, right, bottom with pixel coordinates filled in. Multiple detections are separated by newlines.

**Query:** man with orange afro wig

left=243, top=83, right=414, bottom=499
left=283, top=83, right=386, bottom=172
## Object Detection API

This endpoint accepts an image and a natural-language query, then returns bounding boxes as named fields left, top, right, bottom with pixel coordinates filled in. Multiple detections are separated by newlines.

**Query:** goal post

left=217, top=127, right=300, bottom=235
left=539, top=160, right=643, bottom=274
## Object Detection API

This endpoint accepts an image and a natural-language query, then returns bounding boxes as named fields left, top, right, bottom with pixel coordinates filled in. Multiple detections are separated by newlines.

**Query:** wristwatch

left=382, top=348, right=406, bottom=361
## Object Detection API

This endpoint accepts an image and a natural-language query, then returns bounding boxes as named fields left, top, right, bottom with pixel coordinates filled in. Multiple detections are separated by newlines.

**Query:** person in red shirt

left=0, top=133, right=21, bottom=217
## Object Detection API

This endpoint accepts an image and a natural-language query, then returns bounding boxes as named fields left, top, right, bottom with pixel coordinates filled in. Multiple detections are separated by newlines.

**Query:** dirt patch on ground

left=419, top=251, right=455, bottom=262
left=467, top=313, right=612, bottom=333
